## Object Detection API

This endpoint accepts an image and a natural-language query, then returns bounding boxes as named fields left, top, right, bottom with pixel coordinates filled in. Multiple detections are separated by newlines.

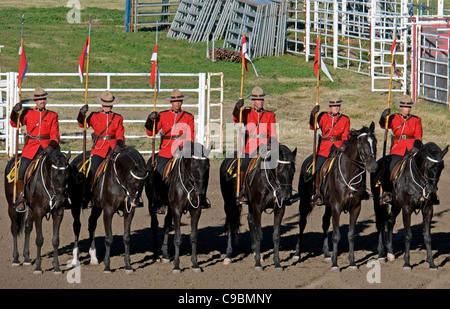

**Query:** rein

left=407, top=153, right=443, bottom=200
left=112, top=151, right=148, bottom=213
left=40, top=153, right=69, bottom=212
left=176, top=155, right=208, bottom=209
left=262, top=153, right=293, bottom=209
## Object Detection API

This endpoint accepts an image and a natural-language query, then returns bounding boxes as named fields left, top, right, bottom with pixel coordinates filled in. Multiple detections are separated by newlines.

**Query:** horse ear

left=442, top=145, right=449, bottom=157
left=293, top=147, right=297, bottom=157
left=370, top=121, right=375, bottom=132
left=66, top=151, right=71, bottom=163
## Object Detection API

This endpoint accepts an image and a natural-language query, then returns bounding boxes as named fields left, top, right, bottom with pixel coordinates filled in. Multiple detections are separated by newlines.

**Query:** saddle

left=225, top=155, right=261, bottom=186
left=303, top=155, right=336, bottom=183
left=390, top=156, right=408, bottom=181
left=163, top=157, right=177, bottom=181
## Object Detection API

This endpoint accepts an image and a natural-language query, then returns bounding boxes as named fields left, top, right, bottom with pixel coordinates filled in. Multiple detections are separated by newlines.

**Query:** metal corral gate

left=0, top=72, right=224, bottom=157
left=413, top=21, right=450, bottom=107
left=286, top=0, right=447, bottom=94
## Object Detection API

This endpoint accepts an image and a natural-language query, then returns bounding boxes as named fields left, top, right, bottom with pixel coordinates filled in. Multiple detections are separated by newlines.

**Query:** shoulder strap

left=162, top=111, right=186, bottom=136
left=28, top=110, right=50, bottom=135
left=98, top=113, right=116, bottom=136
left=322, top=114, right=343, bottom=136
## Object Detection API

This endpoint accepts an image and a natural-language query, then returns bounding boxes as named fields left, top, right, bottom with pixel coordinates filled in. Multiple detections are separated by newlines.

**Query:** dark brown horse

left=146, top=142, right=210, bottom=273
left=220, top=144, right=297, bottom=270
left=294, top=123, right=377, bottom=271
left=4, top=149, right=71, bottom=274
left=69, top=147, right=148, bottom=273
left=370, top=142, right=448, bottom=269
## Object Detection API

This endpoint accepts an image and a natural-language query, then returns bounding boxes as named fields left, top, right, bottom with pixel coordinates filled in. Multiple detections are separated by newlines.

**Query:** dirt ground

left=0, top=158, right=449, bottom=293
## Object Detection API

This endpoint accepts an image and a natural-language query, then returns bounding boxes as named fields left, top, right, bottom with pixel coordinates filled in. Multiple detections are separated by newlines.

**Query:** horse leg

left=248, top=208, right=263, bottom=271
left=149, top=205, right=160, bottom=261
left=70, top=205, right=81, bottom=267
left=103, top=208, right=114, bottom=273
left=9, top=210, right=21, bottom=266
left=402, top=207, right=413, bottom=270
left=330, top=207, right=341, bottom=272
left=51, top=207, right=64, bottom=274
left=172, top=208, right=182, bottom=274
left=123, top=208, right=135, bottom=274
left=33, top=214, right=44, bottom=274
left=273, top=206, right=285, bottom=270
left=190, top=208, right=201, bottom=272
left=88, top=206, right=102, bottom=265
left=161, top=209, right=172, bottom=263
left=294, top=199, right=313, bottom=262
left=347, top=204, right=361, bottom=269
left=322, top=206, right=332, bottom=261
left=23, top=212, right=33, bottom=266
left=422, top=205, right=436, bottom=269
left=374, top=201, right=389, bottom=261
left=386, top=206, right=400, bottom=262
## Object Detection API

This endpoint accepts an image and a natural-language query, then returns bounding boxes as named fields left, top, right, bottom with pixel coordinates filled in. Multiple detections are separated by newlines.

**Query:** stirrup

left=311, top=194, right=324, bottom=207
left=13, top=201, right=27, bottom=213
left=380, top=192, right=392, bottom=205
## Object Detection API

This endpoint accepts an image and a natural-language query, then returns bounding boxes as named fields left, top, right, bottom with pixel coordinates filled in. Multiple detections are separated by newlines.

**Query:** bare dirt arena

left=0, top=158, right=449, bottom=295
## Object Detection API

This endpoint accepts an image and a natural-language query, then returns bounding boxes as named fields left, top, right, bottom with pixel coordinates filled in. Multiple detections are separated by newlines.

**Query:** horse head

left=414, top=143, right=448, bottom=196
left=114, top=147, right=148, bottom=208
left=45, top=150, right=71, bottom=209
left=271, top=144, right=297, bottom=205
left=350, top=122, right=377, bottom=173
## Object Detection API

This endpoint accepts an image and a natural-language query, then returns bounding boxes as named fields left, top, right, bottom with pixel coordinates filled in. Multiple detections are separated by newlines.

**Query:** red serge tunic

left=146, top=109, right=195, bottom=159
left=384, top=113, right=422, bottom=156
left=79, top=111, right=125, bottom=158
left=233, top=108, right=278, bottom=155
left=10, top=108, right=60, bottom=159
left=311, top=112, right=350, bottom=157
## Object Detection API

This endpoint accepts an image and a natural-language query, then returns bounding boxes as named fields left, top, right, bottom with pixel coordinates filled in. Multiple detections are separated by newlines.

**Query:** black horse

left=294, top=123, right=377, bottom=271
left=146, top=142, right=210, bottom=273
left=370, top=142, right=448, bottom=269
left=4, top=149, right=71, bottom=274
left=69, top=147, right=148, bottom=273
left=220, top=144, right=297, bottom=270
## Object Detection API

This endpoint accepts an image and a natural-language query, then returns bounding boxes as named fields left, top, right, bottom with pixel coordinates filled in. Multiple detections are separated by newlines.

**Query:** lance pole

left=236, top=31, right=246, bottom=199
left=151, top=22, right=159, bottom=168
left=82, top=15, right=92, bottom=175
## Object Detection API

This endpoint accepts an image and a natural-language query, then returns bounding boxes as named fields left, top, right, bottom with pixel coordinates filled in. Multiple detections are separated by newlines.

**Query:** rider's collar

left=171, top=108, right=182, bottom=114
left=102, top=110, right=113, bottom=115
left=401, top=114, right=410, bottom=120
left=253, top=107, right=264, bottom=113
left=35, top=107, right=46, bottom=112
left=329, top=112, right=340, bottom=117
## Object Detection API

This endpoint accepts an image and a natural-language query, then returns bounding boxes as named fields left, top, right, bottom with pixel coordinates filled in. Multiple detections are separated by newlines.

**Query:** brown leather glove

left=145, top=112, right=158, bottom=131
left=232, top=99, right=244, bottom=119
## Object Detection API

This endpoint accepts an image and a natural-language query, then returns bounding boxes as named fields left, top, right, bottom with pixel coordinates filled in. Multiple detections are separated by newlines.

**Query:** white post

left=370, top=0, right=375, bottom=91
left=437, top=0, right=443, bottom=16
left=333, top=0, right=339, bottom=69
left=305, top=0, right=311, bottom=61
left=197, top=73, right=206, bottom=145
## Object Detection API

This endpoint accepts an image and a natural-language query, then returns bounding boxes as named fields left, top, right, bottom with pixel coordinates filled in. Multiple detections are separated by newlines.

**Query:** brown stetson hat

left=29, top=87, right=50, bottom=100
left=95, top=90, right=119, bottom=106
left=168, top=88, right=188, bottom=102
left=247, top=86, right=269, bottom=99
left=394, top=94, right=417, bottom=107
left=324, top=93, right=346, bottom=106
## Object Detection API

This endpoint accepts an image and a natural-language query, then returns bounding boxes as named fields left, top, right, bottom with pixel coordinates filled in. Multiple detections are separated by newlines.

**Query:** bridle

left=41, top=153, right=70, bottom=211
left=406, top=152, right=443, bottom=200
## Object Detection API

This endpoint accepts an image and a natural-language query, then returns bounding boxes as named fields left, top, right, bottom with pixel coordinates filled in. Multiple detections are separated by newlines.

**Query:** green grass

left=0, top=6, right=448, bottom=159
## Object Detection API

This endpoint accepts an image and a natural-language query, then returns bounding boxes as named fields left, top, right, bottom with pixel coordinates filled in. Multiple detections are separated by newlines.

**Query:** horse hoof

left=330, top=266, right=340, bottom=272
left=125, top=269, right=135, bottom=274
left=292, top=255, right=300, bottom=263
left=274, top=266, right=284, bottom=271
left=324, top=257, right=332, bottom=262
left=54, top=270, right=63, bottom=275
left=33, top=270, right=43, bottom=275
left=103, top=269, right=112, bottom=274
left=90, top=259, right=99, bottom=266
left=377, top=257, right=386, bottom=263
left=387, top=253, right=395, bottom=262
left=192, top=267, right=202, bottom=273
left=223, top=258, right=232, bottom=265
left=254, top=266, right=263, bottom=272
left=162, top=258, right=170, bottom=264
left=172, top=269, right=181, bottom=274
left=403, top=265, right=412, bottom=271
left=429, top=266, right=438, bottom=271
left=348, top=265, right=358, bottom=271
left=11, top=263, right=20, bottom=268
left=23, top=262, right=32, bottom=266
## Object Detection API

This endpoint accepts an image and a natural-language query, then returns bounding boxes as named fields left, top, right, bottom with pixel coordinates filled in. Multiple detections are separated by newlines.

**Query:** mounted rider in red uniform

left=309, top=93, right=351, bottom=206
left=76, top=90, right=126, bottom=188
left=10, top=87, right=61, bottom=212
left=145, top=88, right=207, bottom=214
left=378, top=94, right=438, bottom=205
left=232, top=86, right=278, bottom=204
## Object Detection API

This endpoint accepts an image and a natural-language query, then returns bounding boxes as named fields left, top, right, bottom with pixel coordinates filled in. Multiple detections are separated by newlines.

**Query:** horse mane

left=348, top=125, right=370, bottom=140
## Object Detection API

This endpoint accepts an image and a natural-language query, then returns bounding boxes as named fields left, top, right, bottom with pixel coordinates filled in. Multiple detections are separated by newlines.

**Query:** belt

left=161, top=134, right=184, bottom=140
left=26, top=134, right=50, bottom=140
left=97, top=135, right=116, bottom=140
left=321, top=136, right=342, bottom=142
left=392, top=135, right=415, bottom=141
